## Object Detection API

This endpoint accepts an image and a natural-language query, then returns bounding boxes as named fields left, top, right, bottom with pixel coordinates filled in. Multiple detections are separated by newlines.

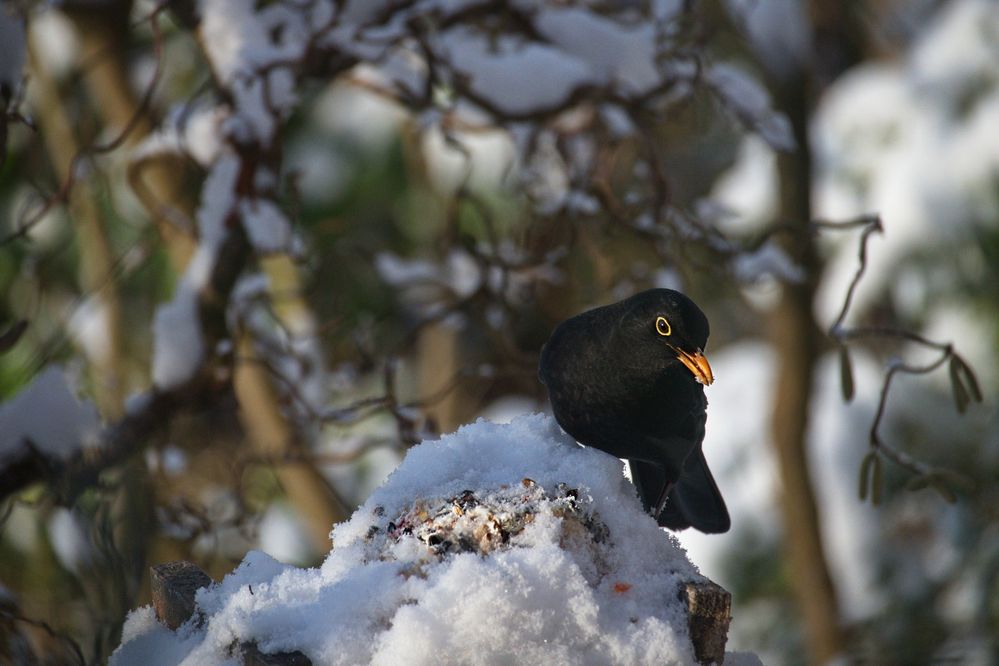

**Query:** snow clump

left=112, top=414, right=719, bottom=665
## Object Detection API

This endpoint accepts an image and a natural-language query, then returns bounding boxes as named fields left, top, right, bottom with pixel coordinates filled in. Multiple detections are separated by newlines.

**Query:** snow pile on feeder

left=370, top=480, right=612, bottom=585
left=113, top=414, right=746, bottom=665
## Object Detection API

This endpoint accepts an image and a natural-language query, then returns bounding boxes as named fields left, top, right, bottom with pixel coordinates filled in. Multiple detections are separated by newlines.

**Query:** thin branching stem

left=821, top=213, right=978, bottom=499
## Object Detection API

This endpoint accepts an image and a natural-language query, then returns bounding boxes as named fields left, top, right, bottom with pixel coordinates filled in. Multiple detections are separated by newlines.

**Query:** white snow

left=732, top=242, right=805, bottom=285
left=421, top=124, right=517, bottom=196
left=708, top=136, right=778, bottom=234
left=807, top=350, right=885, bottom=621
left=68, top=297, right=115, bottom=371
left=707, top=63, right=796, bottom=152
left=523, top=131, right=571, bottom=213
left=0, top=366, right=100, bottom=461
left=374, top=252, right=441, bottom=286
left=374, top=249, right=482, bottom=301
left=181, top=106, right=227, bottom=166
left=531, top=7, right=662, bottom=96
left=259, top=503, right=313, bottom=565
left=600, top=104, right=636, bottom=138
left=130, top=104, right=226, bottom=168
left=150, top=152, right=244, bottom=389
left=286, top=139, right=350, bottom=203
left=324, top=0, right=694, bottom=122
left=909, top=0, right=999, bottom=99
left=439, top=27, right=595, bottom=116
left=151, top=283, right=204, bottom=389
left=47, top=508, right=93, bottom=574
left=239, top=198, right=292, bottom=254
left=724, top=0, right=810, bottom=81
left=112, top=414, right=731, bottom=665
left=812, top=0, right=999, bottom=327
left=24, top=11, right=77, bottom=80
left=312, top=77, right=407, bottom=151
left=146, top=445, right=189, bottom=477
left=198, top=0, right=311, bottom=143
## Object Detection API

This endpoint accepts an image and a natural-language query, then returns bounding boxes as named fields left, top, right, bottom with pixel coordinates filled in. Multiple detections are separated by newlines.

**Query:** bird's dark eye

left=655, top=316, right=671, bottom=337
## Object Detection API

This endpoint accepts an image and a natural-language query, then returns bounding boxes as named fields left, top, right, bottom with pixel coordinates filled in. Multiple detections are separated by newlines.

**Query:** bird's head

left=619, top=289, right=714, bottom=386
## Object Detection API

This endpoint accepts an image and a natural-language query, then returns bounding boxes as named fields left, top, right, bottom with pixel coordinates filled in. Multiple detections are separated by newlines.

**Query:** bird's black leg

left=653, top=479, right=674, bottom=520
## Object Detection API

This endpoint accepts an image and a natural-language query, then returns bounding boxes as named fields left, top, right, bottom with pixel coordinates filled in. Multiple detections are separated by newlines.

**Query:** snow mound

left=112, top=414, right=708, bottom=665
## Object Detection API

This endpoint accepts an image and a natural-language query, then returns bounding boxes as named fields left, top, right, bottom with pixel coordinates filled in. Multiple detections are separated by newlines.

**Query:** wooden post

left=682, top=580, right=732, bottom=665
left=150, top=562, right=312, bottom=665
left=150, top=561, right=213, bottom=631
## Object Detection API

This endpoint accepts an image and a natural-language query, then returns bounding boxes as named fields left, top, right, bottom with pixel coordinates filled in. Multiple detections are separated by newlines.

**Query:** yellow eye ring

left=656, top=316, right=671, bottom=336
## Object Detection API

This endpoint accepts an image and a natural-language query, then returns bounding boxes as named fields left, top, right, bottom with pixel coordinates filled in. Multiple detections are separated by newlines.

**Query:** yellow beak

left=676, top=348, right=714, bottom=386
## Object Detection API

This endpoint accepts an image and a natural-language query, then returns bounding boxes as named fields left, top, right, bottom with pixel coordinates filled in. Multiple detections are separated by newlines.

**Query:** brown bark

left=70, top=4, right=198, bottom=270
left=417, top=322, right=481, bottom=434
left=683, top=580, right=732, bottom=665
left=233, top=332, right=351, bottom=553
left=150, top=561, right=213, bottom=630
left=28, top=34, right=125, bottom=419
left=766, top=2, right=860, bottom=658
left=770, top=253, right=847, bottom=664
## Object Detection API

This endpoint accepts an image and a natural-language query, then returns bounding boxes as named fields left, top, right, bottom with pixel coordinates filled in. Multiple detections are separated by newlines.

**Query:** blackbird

left=538, top=288, right=730, bottom=533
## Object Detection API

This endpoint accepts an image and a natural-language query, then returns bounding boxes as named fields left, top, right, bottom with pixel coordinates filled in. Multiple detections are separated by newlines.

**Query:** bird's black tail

left=630, top=452, right=730, bottom=534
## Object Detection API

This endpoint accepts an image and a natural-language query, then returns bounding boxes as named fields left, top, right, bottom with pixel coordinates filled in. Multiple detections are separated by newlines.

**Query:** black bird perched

left=538, top=289, right=730, bottom=534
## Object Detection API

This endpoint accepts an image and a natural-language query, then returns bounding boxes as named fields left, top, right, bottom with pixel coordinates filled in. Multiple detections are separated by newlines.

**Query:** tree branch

left=823, top=214, right=981, bottom=502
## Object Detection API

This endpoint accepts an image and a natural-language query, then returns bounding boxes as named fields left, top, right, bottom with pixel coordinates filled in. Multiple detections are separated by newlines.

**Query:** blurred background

left=0, top=0, right=996, bottom=663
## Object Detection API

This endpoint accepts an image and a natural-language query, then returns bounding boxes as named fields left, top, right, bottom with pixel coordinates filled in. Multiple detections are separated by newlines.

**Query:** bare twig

left=822, top=214, right=883, bottom=339
left=1, top=2, right=170, bottom=247
left=823, top=214, right=981, bottom=502
left=0, top=605, right=87, bottom=666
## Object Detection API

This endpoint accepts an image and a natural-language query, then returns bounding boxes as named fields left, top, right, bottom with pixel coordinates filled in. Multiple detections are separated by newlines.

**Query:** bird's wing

left=628, top=459, right=670, bottom=518
left=659, top=449, right=730, bottom=533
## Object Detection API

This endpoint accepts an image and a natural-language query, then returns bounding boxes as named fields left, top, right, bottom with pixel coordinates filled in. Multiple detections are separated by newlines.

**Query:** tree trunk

left=766, top=3, right=867, bottom=661
left=769, top=48, right=847, bottom=666
left=234, top=332, right=351, bottom=554
left=770, top=254, right=847, bottom=663
left=28, top=37, right=125, bottom=419
left=70, top=3, right=198, bottom=270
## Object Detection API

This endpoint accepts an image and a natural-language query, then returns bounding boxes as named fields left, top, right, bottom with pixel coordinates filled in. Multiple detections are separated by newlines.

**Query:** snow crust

left=113, top=414, right=715, bottom=665
left=707, top=64, right=795, bottom=152
left=239, top=198, right=292, bottom=253
left=150, top=152, right=240, bottom=389
left=531, top=6, right=663, bottom=96
left=440, top=27, right=594, bottom=116
left=199, top=0, right=314, bottom=143
left=732, top=242, right=806, bottom=285
left=0, top=366, right=100, bottom=461
left=151, top=284, right=204, bottom=390
left=724, top=0, right=810, bottom=81
left=325, top=1, right=682, bottom=117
